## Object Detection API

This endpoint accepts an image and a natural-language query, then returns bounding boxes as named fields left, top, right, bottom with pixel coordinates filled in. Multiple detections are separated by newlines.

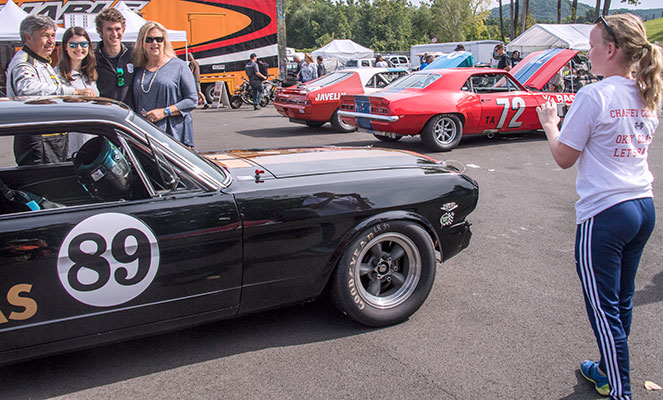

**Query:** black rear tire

left=230, top=95, right=242, bottom=109
left=260, top=95, right=269, bottom=107
left=421, top=114, right=463, bottom=152
left=330, top=109, right=357, bottom=133
left=330, top=221, right=436, bottom=327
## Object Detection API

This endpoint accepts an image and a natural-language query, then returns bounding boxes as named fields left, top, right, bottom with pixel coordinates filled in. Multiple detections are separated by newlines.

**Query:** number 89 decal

left=57, top=213, right=160, bottom=307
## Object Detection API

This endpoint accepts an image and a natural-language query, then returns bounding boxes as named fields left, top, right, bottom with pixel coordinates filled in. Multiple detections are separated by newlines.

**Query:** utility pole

left=277, top=0, right=287, bottom=80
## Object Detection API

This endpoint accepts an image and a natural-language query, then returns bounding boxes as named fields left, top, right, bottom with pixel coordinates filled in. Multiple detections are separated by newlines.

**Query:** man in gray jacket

left=6, top=15, right=95, bottom=165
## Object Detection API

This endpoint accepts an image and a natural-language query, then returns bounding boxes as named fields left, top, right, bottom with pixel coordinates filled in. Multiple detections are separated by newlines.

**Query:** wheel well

left=424, top=112, right=465, bottom=129
left=325, top=213, right=443, bottom=281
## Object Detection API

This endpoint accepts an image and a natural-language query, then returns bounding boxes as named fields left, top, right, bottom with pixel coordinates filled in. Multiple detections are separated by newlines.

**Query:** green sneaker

left=580, top=360, right=610, bottom=396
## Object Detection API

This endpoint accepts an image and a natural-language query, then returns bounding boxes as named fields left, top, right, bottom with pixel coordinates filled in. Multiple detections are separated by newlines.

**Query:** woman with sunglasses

left=536, top=14, right=662, bottom=400
left=133, top=21, right=197, bottom=147
left=56, top=26, right=98, bottom=155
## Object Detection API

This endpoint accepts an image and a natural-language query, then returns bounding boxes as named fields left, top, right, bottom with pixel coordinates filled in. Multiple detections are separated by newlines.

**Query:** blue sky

left=410, top=0, right=662, bottom=10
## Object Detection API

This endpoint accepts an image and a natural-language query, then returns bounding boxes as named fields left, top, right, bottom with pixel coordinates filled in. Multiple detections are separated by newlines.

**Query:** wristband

left=164, top=107, right=171, bottom=117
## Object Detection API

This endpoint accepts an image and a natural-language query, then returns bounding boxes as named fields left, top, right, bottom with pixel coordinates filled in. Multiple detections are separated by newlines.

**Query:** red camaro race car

left=338, top=48, right=579, bottom=151
left=273, top=68, right=408, bottom=132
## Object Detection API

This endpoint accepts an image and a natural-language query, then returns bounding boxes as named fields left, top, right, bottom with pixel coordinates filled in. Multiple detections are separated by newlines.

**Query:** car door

left=0, top=126, right=242, bottom=354
left=475, top=74, right=541, bottom=132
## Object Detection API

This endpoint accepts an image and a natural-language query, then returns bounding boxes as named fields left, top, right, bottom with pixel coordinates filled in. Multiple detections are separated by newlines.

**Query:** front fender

left=322, top=210, right=443, bottom=284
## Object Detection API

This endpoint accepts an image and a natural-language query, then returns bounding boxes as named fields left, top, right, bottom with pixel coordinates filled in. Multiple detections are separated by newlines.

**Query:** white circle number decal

left=58, top=213, right=160, bottom=307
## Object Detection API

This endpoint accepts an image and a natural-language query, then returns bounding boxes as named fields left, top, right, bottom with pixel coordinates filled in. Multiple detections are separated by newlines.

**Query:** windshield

left=128, top=112, right=227, bottom=185
left=307, top=72, right=353, bottom=87
left=386, top=73, right=441, bottom=90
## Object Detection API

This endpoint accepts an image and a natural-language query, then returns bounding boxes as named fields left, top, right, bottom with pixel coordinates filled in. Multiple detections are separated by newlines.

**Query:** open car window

left=469, top=74, right=521, bottom=93
left=0, top=125, right=203, bottom=216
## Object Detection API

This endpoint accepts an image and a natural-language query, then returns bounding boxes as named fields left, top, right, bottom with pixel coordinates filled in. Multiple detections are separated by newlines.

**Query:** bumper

left=337, top=110, right=400, bottom=122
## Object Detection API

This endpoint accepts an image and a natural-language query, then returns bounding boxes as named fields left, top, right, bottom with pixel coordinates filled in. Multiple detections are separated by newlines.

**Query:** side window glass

left=121, top=131, right=200, bottom=194
left=461, top=79, right=471, bottom=91
left=361, top=60, right=370, bottom=67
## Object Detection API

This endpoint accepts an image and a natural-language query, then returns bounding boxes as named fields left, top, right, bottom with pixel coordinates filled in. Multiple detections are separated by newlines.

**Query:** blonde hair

left=133, top=21, right=176, bottom=68
left=599, top=14, right=663, bottom=111
left=304, top=53, right=314, bottom=64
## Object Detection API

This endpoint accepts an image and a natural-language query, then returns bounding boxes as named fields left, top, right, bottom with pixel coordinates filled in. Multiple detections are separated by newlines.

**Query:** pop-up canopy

left=312, top=39, right=373, bottom=66
left=0, top=0, right=65, bottom=41
left=507, top=24, right=592, bottom=54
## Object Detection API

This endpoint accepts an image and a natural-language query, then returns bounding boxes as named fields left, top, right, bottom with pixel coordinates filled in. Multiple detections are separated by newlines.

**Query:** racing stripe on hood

left=353, top=96, right=374, bottom=130
left=512, top=48, right=563, bottom=86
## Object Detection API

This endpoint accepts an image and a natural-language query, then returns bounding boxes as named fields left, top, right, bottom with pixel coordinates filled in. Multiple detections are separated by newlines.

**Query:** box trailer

left=410, top=40, right=502, bottom=68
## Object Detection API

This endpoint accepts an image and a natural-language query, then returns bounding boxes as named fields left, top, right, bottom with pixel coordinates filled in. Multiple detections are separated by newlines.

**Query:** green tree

left=429, top=0, right=491, bottom=42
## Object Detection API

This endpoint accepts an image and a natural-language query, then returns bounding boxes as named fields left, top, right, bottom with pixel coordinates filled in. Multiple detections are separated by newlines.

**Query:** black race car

left=0, top=97, right=478, bottom=365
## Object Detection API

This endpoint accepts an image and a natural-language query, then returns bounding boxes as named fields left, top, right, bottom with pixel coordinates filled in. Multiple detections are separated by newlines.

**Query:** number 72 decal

left=495, top=97, right=525, bottom=129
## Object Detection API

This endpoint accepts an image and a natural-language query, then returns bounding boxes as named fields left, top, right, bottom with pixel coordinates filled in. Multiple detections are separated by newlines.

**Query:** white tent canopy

left=81, top=1, right=187, bottom=43
left=312, top=39, right=373, bottom=65
left=0, top=0, right=65, bottom=41
left=507, top=24, right=592, bottom=54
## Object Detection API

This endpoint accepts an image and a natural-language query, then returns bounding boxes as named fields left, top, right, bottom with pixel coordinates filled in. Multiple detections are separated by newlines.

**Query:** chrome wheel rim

left=354, top=232, right=421, bottom=309
left=433, top=117, right=457, bottom=144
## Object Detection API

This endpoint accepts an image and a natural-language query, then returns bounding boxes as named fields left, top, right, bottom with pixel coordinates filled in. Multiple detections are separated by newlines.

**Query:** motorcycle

left=230, top=77, right=270, bottom=109
left=262, top=77, right=283, bottom=102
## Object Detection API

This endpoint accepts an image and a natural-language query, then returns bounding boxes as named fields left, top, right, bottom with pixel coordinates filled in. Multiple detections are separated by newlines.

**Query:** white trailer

left=410, top=40, right=503, bottom=68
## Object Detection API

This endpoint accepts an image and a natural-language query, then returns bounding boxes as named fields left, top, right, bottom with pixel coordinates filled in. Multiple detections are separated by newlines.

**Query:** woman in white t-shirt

left=55, top=26, right=99, bottom=157
left=536, top=14, right=662, bottom=400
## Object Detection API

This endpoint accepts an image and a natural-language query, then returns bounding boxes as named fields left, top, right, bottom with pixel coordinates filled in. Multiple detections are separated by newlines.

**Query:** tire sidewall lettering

left=345, top=222, right=391, bottom=311
left=57, top=213, right=160, bottom=307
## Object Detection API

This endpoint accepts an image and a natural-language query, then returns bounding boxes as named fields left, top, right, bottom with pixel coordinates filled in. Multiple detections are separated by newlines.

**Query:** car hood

left=510, top=48, right=578, bottom=90
left=202, top=147, right=444, bottom=179
left=426, top=52, right=474, bottom=69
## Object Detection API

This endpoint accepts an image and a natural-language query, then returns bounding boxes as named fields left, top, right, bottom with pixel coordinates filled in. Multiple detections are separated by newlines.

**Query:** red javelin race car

left=273, top=68, right=408, bottom=132
left=338, top=48, right=579, bottom=151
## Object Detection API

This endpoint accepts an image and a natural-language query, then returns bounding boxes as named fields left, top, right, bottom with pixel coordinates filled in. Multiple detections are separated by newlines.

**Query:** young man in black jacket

left=94, top=8, right=134, bottom=109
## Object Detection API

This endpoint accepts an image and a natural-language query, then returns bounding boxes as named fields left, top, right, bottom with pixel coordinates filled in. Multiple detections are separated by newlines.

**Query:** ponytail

left=603, top=14, right=663, bottom=111
left=636, top=43, right=663, bottom=112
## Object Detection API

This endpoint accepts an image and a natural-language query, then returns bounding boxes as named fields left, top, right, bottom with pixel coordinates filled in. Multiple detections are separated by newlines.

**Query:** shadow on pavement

left=0, top=299, right=374, bottom=400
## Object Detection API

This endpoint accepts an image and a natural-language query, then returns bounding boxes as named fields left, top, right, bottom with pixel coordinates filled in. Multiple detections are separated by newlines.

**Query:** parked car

left=273, top=67, right=408, bottom=132
left=338, top=48, right=578, bottom=151
left=344, top=58, right=375, bottom=68
left=0, top=97, right=479, bottom=365
left=385, top=55, right=410, bottom=70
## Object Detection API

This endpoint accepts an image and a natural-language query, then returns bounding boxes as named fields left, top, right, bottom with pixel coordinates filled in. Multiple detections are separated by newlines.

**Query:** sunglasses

left=594, top=16, right=619, bottom=47
left=145, top=36, right=164, bottom=43
left=68, top=41, right=89, bottom=49
left=116, top=67, right=125, bottom=87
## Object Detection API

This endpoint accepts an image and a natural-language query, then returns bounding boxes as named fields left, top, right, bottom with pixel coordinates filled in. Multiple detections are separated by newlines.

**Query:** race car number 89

left=57, top=213, right=160, bottom=307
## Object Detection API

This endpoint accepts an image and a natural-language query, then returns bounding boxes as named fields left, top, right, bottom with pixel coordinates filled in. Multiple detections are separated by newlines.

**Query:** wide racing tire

left=229, top=95, right=243, bottom=109
left=330, top=221, right=436, bottom=327
left=421, top=114, right=463, bottom=152
left=306, top=120, right=326, bottom=127
left=330, top=109, right=357, bottom=133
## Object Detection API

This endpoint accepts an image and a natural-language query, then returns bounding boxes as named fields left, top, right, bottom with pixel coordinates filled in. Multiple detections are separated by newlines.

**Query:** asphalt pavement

left=1, top=104, right=662, bottom=400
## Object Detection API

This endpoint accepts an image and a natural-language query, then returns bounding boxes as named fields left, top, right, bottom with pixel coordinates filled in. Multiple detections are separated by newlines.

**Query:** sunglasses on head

left=68, top=41, right=89, bottom=49
left=594, top=16, right=619, bottom=47
left=116, top=67, right=125, bottom=87
left=145, top=36, right=164, bottom=43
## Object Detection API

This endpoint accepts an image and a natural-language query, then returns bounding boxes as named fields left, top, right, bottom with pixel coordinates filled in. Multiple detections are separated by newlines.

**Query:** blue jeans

left=575, top=197, right=655, bottom=399
left=249, top=79, right=264, bottom=106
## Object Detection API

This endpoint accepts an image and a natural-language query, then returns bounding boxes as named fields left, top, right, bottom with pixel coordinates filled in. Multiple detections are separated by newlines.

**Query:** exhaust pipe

left=487, top=132, right=495, bottom=139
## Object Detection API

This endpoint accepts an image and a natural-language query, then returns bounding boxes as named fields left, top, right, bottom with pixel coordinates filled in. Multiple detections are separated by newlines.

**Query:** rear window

left=309, top=72, right=353, bottom=87
left=345, top=60, right=358, bottom=67
left=386, top=73, right=441, bottom=89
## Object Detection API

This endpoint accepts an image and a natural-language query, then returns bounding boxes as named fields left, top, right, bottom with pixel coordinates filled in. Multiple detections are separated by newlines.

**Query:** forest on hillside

left=285, top=0, right=661, bottom=51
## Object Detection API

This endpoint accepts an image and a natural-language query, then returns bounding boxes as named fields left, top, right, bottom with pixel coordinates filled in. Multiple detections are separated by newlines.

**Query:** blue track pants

left=575, top=197, right=655, bottom=400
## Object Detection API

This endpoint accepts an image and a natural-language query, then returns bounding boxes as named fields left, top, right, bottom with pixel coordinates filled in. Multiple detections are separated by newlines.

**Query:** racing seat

left=0, top=177, right=64, bottom=214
